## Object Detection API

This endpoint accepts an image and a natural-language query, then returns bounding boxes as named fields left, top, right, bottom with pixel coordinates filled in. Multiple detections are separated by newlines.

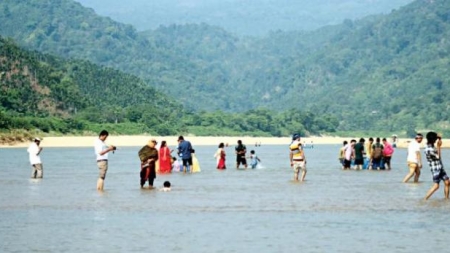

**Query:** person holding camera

left=94, top=130, right=116, bottom=191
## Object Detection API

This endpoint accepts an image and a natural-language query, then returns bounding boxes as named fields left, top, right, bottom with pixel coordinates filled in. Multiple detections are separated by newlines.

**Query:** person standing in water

left=158, top=141, right=172, bottom=174
left=338, top=141, right=347, bottom=169
left=235, top=140, right=247, bottom=169
left=354, top=138, right=365, bottom=170
left=403, top=133, right=423, bottom=183
left=382, top=138, right=395, bottom=170
left=138, top=139, right=159, bottom=188
left=177, top=136, right=193, bottom=173
left=94, top=130, right=116, bottom=191
left=343, top=140, right=356, bottom=170
left=424, top=132, right=450, bottom=200
left=371, top=137, right=384, bottom=170
left=215, top=142, right=226, bottom=169
left=28, top=137, right=44, bottom=178
left=290, top=134, right=307, bottom=181
left=249, top=150, right=261, bottom=169
left=366, top=137, right=374, bottom=169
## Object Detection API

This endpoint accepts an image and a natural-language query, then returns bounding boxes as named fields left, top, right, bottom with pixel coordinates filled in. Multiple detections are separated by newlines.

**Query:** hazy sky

left=76, top=0, right=415, bottom=35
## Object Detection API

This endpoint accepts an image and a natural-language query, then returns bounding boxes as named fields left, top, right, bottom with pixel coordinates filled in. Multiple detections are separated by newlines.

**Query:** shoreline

left=1, top=135, right=448, bottom=148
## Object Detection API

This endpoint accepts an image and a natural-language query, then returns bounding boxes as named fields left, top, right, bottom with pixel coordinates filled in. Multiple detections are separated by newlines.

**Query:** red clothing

left=217, top=150, right=226, bottom=169
left=159, top=146, right=172, bottom=174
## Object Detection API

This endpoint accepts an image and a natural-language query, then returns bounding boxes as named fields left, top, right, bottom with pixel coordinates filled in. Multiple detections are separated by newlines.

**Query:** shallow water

left=1, top=144, right=449, bottom=252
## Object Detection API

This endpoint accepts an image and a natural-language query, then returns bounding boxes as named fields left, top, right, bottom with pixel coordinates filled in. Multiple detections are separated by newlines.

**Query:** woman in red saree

left=159, top=141, right=172, bottom=174
left=215, top=142, right=226, bottom=169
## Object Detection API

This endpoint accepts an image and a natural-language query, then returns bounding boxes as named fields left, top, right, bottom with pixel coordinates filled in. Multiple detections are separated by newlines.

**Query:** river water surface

left=1, top=144, right=449, bottom=252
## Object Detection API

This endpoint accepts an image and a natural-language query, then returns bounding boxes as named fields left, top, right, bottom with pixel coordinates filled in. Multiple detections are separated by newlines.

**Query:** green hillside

left=75, top=0, right=414, bottom=36
left=265, top=0, right=450, bottom=132
left=1, top=0, right=449, bottom=135
left=0, top=36, right=184, bottom=135
left=0, top=36, right=337, bottom=137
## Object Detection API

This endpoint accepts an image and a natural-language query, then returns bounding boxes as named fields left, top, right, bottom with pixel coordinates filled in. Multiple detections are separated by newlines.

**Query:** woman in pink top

left=382, top=138, right=394, bottom=170
left=158, top=141, right=172, bottom=174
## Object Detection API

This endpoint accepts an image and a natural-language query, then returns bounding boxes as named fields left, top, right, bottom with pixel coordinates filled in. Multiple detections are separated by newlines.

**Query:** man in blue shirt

left=177, top=136, right=193, bottom=173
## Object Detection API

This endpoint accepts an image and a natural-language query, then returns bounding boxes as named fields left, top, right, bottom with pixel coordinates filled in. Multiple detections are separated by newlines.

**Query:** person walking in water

left=403, top=133, right=423, bottom=183
left=138, top=139, right=158, bottom=188
left=290, top=134, right=307, bottom=181
left=424, top=132, right=450, bottom=200
left=28, top=137, right=44, bottom=178
left=235, top=140, right=247, bottom=169
left=94, top=130, right=116, bottom=191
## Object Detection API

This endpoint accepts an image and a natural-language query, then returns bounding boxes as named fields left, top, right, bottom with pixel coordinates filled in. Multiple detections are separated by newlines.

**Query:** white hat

left=34, top=137, right=41, bottom=141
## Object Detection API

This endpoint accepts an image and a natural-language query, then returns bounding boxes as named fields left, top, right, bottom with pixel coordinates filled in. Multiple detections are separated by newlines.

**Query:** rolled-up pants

left=31, top=163, right=43, bottom=178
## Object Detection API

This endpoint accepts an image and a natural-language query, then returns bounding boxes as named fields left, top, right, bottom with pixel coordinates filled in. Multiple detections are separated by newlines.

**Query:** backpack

left=372, top=143, right=383, bottom=159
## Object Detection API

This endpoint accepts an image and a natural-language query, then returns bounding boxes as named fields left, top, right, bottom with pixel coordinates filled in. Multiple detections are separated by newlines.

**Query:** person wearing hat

left=27, top=137, right=44, bottom=178
left=138, top=139, right=159, bottom=188
left=177, top=136, right=193, bottom=173
left=289, top=134, right=307, bottom=181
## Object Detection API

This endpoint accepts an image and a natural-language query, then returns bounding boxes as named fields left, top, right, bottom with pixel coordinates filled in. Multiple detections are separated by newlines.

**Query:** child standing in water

left=172, top=157, right=182, bottom=172
left=249, top=150, right=261, bottom=169
left=191, top=149, right=201, bottom=173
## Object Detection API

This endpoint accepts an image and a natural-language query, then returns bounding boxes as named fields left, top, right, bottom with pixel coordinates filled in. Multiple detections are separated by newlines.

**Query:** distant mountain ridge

left=1, top=0, right=449, bottom=134
left=75, top=0, right=414, bottom=36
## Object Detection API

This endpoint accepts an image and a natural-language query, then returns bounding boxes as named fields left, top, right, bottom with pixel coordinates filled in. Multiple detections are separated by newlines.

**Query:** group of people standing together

left=335, top=132, right=450, bottom=200
left=136, top=135, right=201, bottom=189
left=339, top=137, right=395, bottom=170
left=214, top=140, right=262, bottom=170
left=95, top=133, right=262, bottom=190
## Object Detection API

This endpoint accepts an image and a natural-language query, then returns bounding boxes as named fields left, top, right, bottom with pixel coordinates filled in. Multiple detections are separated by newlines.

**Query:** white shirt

left=407, top=141, right=421, bottom=163
left=95, top=138, right=109, bottom=160
left=27, top=142, right=42, bottom=165
left=344, top=144, right=353, bottom=160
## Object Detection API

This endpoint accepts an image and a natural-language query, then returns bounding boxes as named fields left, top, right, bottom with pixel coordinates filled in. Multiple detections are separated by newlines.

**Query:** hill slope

left=1, top=36, right=338, bottom=136
left=1, top=0, right=449, bottom=134
left=75, top=0, right=414, bottom=36
left=0, top=36, right=184, bottom=134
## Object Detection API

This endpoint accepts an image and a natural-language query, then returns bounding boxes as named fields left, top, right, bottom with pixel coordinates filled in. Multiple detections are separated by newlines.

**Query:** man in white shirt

left=27, top=137, right=43, bottom=178
left=403, top=133, right=423, bottom=183
left=95, top=130, right=116, bottom=191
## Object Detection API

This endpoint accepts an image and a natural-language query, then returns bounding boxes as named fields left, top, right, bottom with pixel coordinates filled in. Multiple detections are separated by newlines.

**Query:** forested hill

left=75, top=0, right=414, bottom=36
left=0, top=36, right=185, bottom=134
left=1, top=0, right=450, bottom=135
left=264, top=0, right=450, bottom=132
left=0, top=36, right=339, bottom=137
left=0, top=0, right=206, bottom=103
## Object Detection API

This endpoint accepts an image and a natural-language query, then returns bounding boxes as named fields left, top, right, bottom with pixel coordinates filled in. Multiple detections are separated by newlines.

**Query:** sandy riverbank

left=1, top=135, right=448, bottom=148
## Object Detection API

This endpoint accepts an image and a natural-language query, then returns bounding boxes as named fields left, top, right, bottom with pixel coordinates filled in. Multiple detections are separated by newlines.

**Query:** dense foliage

left=75, top=0, right=413, bottom=36
left=1, top=0, right=449, bottom=136
left=0, top=37, right=338, bottom=136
